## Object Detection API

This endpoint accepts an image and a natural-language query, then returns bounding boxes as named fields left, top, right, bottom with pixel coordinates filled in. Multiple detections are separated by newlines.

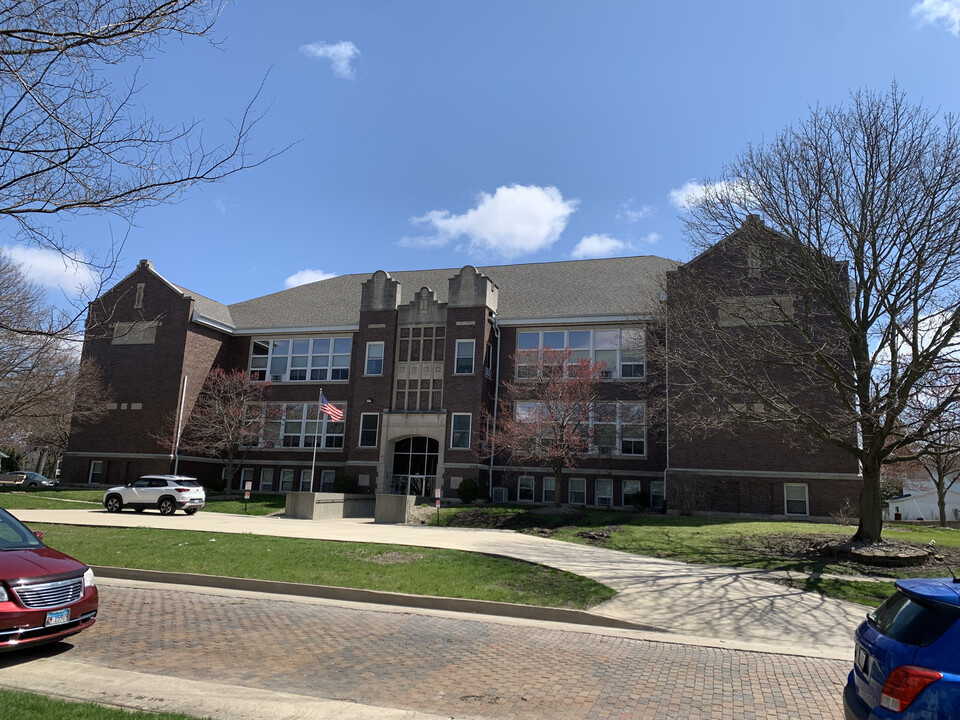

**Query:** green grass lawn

left=30, top=523, right=615, bottom=609
left=0, top=688, right=208, bottom=719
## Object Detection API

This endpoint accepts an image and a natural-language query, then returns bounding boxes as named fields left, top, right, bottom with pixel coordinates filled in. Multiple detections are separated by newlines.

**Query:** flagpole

left=311, top=387, right=322, bottom=491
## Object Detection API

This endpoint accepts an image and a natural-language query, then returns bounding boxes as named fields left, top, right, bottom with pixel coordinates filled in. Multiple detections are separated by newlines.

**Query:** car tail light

left=880, top=666, right=942, bottom=712
left=175, top=487, right=190, bottom=493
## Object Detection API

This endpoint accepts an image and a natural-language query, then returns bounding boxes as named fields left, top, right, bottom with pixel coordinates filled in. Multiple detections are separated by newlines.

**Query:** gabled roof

left=184, top=255, right=679, bottom=333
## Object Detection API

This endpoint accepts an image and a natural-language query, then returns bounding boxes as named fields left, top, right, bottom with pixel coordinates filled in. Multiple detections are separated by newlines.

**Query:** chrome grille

left=13, top=577, right=83, bottom=609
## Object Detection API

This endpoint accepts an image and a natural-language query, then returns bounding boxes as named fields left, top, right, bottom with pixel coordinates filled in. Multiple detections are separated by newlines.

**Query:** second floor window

left=515, top=327, right=645, bottom=380
left=450, top=413, right=472, bottom=449
left=365, top=342, right=384, bottom=376
left=455, top=339, right=475, bottom=374
left=249, top=337, right=352, bottom=383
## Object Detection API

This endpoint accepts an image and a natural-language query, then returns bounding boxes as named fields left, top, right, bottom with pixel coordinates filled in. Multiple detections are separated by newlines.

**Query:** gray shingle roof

left=188, top=255, right=681, bottom=332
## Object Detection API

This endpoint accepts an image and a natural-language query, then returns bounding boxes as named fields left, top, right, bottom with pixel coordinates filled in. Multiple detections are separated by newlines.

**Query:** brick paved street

left=61, top=582, right=850, bottom=719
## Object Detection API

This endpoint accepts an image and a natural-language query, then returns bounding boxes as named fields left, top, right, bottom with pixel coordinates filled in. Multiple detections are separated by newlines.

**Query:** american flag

left=319, top=394, right=344, bottom=421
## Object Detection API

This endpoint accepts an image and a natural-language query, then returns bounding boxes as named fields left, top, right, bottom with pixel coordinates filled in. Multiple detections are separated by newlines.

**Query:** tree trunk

left=939, top=487, right=947, bottom=528
left=554, top=467, right=563, bottom=506
left=853, top=462, right=884, bottom=543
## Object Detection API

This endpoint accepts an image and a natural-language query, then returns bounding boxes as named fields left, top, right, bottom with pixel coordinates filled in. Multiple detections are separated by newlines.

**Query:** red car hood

left=0, top=547, right=87, bottom=582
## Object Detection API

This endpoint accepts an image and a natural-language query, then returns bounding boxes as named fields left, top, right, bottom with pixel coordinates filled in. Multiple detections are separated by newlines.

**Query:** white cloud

left=668, top=179, right=747, bottom=210
left=617, top=199, right=654, bottom=223
left=4, top=245, right=100, bottom=297
left=403, top=184, right=578, bottom=260
left=912, top=0, right=960, bottom=35
left=299, top=40, right=360, bottom=79
left=571, top=234, right=632, bottom=259
left=284, top=268, right=337, bottom=288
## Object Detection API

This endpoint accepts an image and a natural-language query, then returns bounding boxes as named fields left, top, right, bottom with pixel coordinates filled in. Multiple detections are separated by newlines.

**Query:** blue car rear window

left=869, top=589, right=960, bottom=647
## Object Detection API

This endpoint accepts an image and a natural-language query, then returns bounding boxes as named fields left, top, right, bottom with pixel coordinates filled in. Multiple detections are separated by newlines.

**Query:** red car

left=0, top=506, right=98, bottom=651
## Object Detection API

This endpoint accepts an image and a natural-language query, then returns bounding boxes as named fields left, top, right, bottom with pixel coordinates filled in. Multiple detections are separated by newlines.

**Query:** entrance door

left=391, top=437, right=439, bottom=495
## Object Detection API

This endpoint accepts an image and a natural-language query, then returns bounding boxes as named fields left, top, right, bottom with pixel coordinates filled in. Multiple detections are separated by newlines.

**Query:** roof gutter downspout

left=488, top=312, right=501, bottom=500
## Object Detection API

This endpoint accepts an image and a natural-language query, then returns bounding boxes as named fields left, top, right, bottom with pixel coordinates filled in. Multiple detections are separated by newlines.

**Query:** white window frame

left=279, top=468, right=296, bottom=492
left=454, top=339, right=475, bottom=375
left=260, top=468, right=274, bottom=492
left=320, top=469, right=336, bottom=491
left=784, top=483, right=809, bottom=516
left=484, top=342, right=493, bottom=378
left=595, top=479, right=613, bottom=507
left=88, top=460, right=103, bottom=484
left=592, top=402, right=646, bottom=456
left=518, top=475, right=535, bottom=503
left=650, top=480, right=665, bottom=509
left=515, top=327, right=645, bottom=380
left=240, top=467, right=255, bottom=490
left=299, top=469, right=313, bottom=492
left=262, top=402, right=346, bottom=451
left=569, top=477, right=586, bottom=505
left=249, top=336, right=352, bottom=383
left=542, top=477, right=555, bottom=504
left=450, top=413, right=472, bottom=449
left=365, top=341, right=384, bottom=376
left=359, top=413, right=379, bottom=448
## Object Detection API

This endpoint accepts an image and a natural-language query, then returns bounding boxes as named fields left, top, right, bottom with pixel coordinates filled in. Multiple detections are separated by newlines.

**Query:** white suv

left=103, top=475, right=205, bottom=515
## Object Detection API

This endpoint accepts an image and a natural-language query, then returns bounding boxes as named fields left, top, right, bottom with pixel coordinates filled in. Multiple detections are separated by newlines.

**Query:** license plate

left=45, top=608, right=70, bottom=627
left=855, top=645, right=870, bottom=674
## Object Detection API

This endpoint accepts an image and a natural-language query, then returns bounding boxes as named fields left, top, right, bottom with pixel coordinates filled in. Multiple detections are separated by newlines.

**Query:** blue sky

left=12, top=0, right=960, bottom=306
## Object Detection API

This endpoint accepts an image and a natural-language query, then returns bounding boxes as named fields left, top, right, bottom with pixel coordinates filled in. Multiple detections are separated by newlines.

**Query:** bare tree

left=482, top=348, right=606, bottom=505
left=0, top=0, right=279, bottom=332
left=170, top=368, right=278, bottom=490
left=676, top=84, right=960, bottom=543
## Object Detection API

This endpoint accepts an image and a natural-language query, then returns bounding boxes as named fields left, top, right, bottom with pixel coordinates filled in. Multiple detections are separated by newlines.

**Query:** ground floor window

left=650, top=480, right=665, bottom=509
left=596, top=479, right=613, bottom=506
left=622, top=479, right=641, bottom=507
left=240, top=467, right=255, bottom=492
left=279, top=468, right=295, bottom=492
left=569, top=477, right=586, bottom=505
left=784, top=483, right=809, bottom=516
left=299, top=469, right=313, bottom=491
left=543, top=477, right=555, bottom=503
left=88, top=460, right=103, bottom=484
left=320, top=469, right=336, bottom=491
left=518, top=475, right=534, bottom=502
left=260, top=468, right=274, bottom=492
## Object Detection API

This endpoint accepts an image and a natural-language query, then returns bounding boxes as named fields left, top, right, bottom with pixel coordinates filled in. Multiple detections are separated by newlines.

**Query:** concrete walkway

left=14, top=508, right=868, bottom=659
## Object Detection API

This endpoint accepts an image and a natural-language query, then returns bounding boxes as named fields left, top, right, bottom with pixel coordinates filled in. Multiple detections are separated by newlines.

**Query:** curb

left=91, top=565, right=661, bottom=633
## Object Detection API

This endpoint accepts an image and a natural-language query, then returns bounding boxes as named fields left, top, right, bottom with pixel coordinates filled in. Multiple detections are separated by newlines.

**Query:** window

left=569, top=478, right=586, bottom=505
left=650, top=480, right=666, bottom=509
left=259, top=468, right=274, bottom=492
left=259, top=402, right=346, bottom=451
left=622, top=480, right=641, bottom=507
left=515, top=327, right=644, bottom=379
left=365, top=342, right=384, bottom=376
left=592, top=403, right=645, bottom=456
left=455, top=339, right=475, bottom=374
left=240, top=467, right=255, bottom=491
left=359, top=413, right=379, bottom=448
left=299, top=469, right=313, bottom=492
left=784, top=483, right=809, bottom=516
left=88, top=460, right=103, bottom=484
left=249, top=336, right=352, bottom=382
left=484, top=343, right=493, bottom=377
left=543, top=477, right=555, bottom=504
left=395, top=326, right=445, bottom=411
left=518, top=476, right=534, bottom=502
left=450, top=413, right=471, bottom=449
left=280, top=469, right=295, bottom=492
left=320, top=469, right=336, bottom=491
left=596, top=479, right=613, bottom=506
left=718, top=296, right=794, bottom=328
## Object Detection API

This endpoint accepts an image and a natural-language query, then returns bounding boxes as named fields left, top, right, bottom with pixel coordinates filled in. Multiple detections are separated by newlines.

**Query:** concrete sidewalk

left=14, top=508, right=867, bottom=658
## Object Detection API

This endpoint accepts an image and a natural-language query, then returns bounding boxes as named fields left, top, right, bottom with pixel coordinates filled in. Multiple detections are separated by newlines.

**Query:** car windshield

left=868, top=588, right=960, bottom=647
left=0, top=507, right=44, bottom=550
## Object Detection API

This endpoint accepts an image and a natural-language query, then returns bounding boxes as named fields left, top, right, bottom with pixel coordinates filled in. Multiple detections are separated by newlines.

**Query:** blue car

left=844, top=577, right=960, bottom=719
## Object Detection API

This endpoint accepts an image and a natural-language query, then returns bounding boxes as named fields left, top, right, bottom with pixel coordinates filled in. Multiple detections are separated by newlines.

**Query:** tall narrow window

left=569, top=478, right=586, bottom=505
left=279, top=469, right=295, bottom=492
left=260, top=468, right=274, bottom=492
left=450, top=413, right=471, bottom=449
left=455, top=339, right=475, bottom=374
left=596, top=479, right=613, bottom=506
left=359, top=413, right=379, bottom=447
left=543, top=477, right=555, bottom=503
left=784, top=484, right=809, bottom=516
left=365, top=341, right=384, bottom=376
left=299, top=469, right=313, bottom=492
left=518, top=475, right=534, bottom=502
left=88, top=460, right=103, bottom=484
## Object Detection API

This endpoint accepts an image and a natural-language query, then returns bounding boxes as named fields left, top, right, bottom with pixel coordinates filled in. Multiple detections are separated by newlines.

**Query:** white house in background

left=886, top=477, right=960, bottom=522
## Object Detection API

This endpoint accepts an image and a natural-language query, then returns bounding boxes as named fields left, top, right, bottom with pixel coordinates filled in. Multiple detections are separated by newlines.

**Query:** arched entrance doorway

left=391, top=436, right=438, bottom=495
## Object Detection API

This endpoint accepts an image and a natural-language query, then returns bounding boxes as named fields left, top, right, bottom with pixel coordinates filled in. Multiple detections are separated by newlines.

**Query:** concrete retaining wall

left=285, top=492, right=376, bottom=520
left=375, top=493, right=415, bottom=524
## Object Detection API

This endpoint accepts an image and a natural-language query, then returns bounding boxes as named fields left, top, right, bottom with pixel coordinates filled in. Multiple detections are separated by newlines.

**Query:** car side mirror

left=33, top=530, right=43, bottom=540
